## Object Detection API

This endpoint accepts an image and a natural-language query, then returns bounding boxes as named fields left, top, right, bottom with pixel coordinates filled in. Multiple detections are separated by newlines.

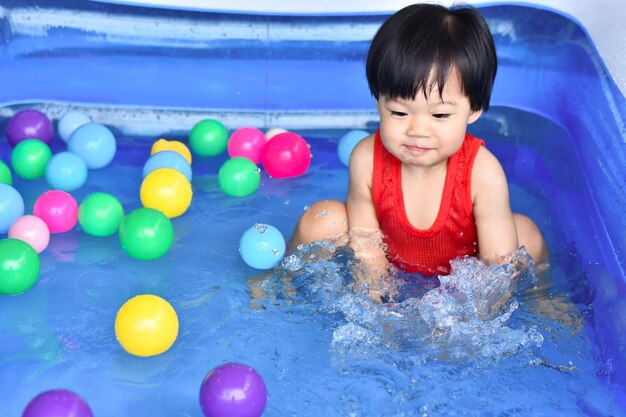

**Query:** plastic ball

left=33, top=190, right=78, bottom=233
left=239, top=223, right=286, bottom=269
left=265, top=127, right=287, bottom=140
left=68, top=123, right=116, bottom=169
left=118, top=208, right=174, bottom=261
left=115, top=294, right=178, bottom=357
left=228, top=127, right=267, bottom=164
left=140, top=168, right=192, bottom=218
left=22, top=389, right=93, bottom=417
left=0, top=183, right=25, bottom=234
left=337, top=129, right=369, bottom=166
left=78, top=192, right=124, bottom=237
left=189, top=119, right=229, bottom=156
left=45, top=152, right=88, bottom=192
left=199, top=363, right=267, bottom=417
left=0, top=238, right=40, bottom=295
left=0, top=160, right=12, bottom=185
left=261, top=132, right=311, bottom=178
left=143, top=150, right=192, bottom=182
left=8, top=215, right=50, bottom=253
left=151, top=139, right=192, bottom=165
left=218, top=158, right=260, bottom=197
left=11, top=139, right=52, bottom=180
left=58, top=110, right=92, bottom=142
left=6, top=109, right=53, bottom=147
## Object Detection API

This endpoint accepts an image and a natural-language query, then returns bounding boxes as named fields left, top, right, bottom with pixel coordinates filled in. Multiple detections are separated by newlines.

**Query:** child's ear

left=468, top=109, right=483, bottom=124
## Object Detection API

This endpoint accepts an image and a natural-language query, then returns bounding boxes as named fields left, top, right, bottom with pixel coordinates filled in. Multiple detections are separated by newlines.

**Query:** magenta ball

left=199, top=363, right=267, bottom=417
left=9, top=215, right=50, bottom=253
left=261, top=132, right=311, bottom=178
left=7, top=109, right=54, bottom=147
left=22, top=389, right=93, bottom=417
left=228, top=127, right=267, bottom=164
left=33, top=190, right=78, bottom=233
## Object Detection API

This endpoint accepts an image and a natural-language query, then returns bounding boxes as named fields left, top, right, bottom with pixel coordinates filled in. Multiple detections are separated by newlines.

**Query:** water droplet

left=255, top=223, right=268, bottom=234
left=303, top=205, right=310, bottom=211
left=315, top=210, right=330, bottom=218
left=284, top=199, right=290, bottom=205
left=272, top=248, right=280, bottom=256
left=255, top=168, right=261, bottom=173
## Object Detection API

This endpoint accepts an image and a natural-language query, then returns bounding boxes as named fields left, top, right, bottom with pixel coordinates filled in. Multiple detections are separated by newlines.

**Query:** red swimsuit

left=371, top=130, right=485, bottom=276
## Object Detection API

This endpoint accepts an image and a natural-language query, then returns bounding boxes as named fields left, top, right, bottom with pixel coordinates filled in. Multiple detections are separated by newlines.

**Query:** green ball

left=119, top=208, right=174, bottom=261
left=0, top=238, right=40, bottom=295
left=78, top=192, right=125, bottom=237
left=11, top=139, right=52, bottom=180
left=189, top=119, right=229, bottom=156
left=0, top=160, right=12, bottom=185
left=218, top=157, right=261, bottom=197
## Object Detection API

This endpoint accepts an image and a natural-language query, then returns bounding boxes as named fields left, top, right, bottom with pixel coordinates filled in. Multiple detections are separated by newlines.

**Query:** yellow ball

left=140, top=167, right=192, bottom=218
left=115, top=294, right=179, bottom=357
left=151, top=138, right=192, bottom=165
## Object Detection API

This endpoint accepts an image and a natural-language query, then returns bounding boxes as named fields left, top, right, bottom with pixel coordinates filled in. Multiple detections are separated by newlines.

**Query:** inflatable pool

left=1, top=0, right=625, bottom=415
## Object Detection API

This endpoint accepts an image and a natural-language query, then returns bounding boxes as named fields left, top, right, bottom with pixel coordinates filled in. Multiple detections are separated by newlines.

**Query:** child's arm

left=471, top=147, right=519, bottom=262
left=345, top=136, right=391, bottom=295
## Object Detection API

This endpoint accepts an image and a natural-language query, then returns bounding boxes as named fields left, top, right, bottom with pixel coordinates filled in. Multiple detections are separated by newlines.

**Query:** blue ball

left=68, top=123, right=116, bottom=169
left=239, top=223, right=286, bottom=269
left=337, top=129, right=369, bottom=166
left=0, top=183, right=25, bottom=234
left=45, top=152, right=88, bottom=192
left=58, top=110, right=92, bottom=142
left=143, top=150, right=192, bottom=182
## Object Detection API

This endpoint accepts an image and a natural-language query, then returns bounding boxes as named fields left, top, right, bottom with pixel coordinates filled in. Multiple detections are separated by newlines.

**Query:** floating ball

left=189, top=119, right=229, bottom=156
left=140, top=168, right=192, bottom=218
left=58, top=110, right=92, bottom=142
left=6, top=109, right=53, bottom=147
left=151, top=139, right=192, bottom=165
left=22, top=389, right=93, bottom=417
left=0, top=160, right=12, bottom=185
left=228, top=127, right=267, bottom=164
left=0, top=238, right=40, bottom=295
left=265, top=127, right=287, bottom=140
left=261, top=132, right=311, bottom=178
left=143, top=150, right=192, bottom=182
left=239, top=223, right=286, bottom=269
left=118, top=208, right=174, bottom=261
left=8, top=215, right=50, bottom=253
left=199, top=363, right=267, bottom=417
left=337, top=129, right=369, bottom=166
left=33, top=190, right=78, bottom=233
left=45, top=152, right=88, bottom=192
left=0, top=183, right=24, bottom=234
left=11, top=139, right=52, bottom=180
left=78, top=192, right=124, bottom=237
left=115, top=294, right=179, bottom=357
left=218, top=157, right=260, bottom=197
left=68, top=123, right=116, bottom=169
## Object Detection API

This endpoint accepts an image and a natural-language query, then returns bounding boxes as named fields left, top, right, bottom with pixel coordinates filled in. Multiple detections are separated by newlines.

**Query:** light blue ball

left=58, top=110, right=92, bottom=142
left=45, top=152, right=88, bottom=192
left=337, top=129, right=369, bottom=166
left=143, top=150, right=192, bottom=182
left=68, top=123, right=116, bottom=169
left=239, top=223, right=286, bottom=269
left=0, top=183, right=25, bottom=234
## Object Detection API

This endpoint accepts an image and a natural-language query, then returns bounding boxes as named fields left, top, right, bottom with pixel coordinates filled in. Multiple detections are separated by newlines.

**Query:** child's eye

left=391, top=111, right=407, bottom=117
left=433, top=113, right=450, bottom=119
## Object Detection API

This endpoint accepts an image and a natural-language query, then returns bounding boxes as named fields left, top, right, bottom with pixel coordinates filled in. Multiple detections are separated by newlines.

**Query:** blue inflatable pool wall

left=1, top=0, right=625, bottom=399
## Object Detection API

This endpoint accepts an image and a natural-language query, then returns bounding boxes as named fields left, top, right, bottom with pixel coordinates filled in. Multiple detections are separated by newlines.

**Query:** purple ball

left=22, top=389, right=93, bottom=417
left=7, top=109, right=54, bottom=147
left=199, top=363, right=267, bottom=417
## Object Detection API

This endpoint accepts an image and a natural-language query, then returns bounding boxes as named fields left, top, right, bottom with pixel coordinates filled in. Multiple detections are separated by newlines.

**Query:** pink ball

left=8, top=215, right=50, bottom=253
left=261, top=132, right=311, bottom=178
left=228, top=127, right=267, bottom=164
left=33, top=190, right=79, bottom=233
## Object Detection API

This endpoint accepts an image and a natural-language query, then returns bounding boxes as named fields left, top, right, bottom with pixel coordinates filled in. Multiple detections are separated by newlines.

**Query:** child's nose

left=406, top=116, right=429, bottom=137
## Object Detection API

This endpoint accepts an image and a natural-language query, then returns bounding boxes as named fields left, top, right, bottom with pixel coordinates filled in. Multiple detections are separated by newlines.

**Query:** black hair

left=366, top=3, right=497, bottom=112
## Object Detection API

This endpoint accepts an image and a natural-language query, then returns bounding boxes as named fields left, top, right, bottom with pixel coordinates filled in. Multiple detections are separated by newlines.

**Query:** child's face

left=376, top=69, right=482, bottom=170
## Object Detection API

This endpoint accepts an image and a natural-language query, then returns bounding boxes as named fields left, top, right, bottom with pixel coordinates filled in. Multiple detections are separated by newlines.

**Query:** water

left=0, top=106, right=624, bottom=416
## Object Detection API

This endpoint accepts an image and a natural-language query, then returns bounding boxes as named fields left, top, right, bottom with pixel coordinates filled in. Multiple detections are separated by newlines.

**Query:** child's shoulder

left=471, top=145, right=509, bottom=196
left=349, top=133, right=376, bottom=167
